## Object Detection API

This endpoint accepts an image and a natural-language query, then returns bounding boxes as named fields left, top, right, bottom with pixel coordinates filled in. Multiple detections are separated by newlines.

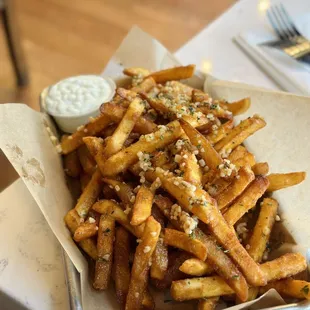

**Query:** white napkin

left=234, top=11, right=310, bottom=96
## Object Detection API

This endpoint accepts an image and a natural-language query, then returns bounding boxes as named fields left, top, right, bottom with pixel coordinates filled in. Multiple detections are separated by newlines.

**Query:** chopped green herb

left=179, top=171, right=185, bottom=177
left=210, top=104, right=218, bottom=110
left=232, top=275, right=240, bottom=280
left=189, top=232, right=195, bottom=239
left=301, top=285, right=309, bottom=295
left=104, top=228, right=111, bottom=234
left=188, top=106, right=195, bottom=115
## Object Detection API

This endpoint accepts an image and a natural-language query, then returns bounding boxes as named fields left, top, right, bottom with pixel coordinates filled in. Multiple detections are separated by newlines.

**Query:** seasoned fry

left=77, top=144, right=96, bottom=175
left=228, top=145, right=256, bottom=168
left=80, top=172, right=91, bottom=191
left=180, top=119, right=222, bottom=170
left=131, top=185, right=154, bottom=226
left=247, top=198, right=278, bottom=262
left=215, top=166, right=255, bottom=210
left=73, top=221, right=97, bottom=242
left=150, top=238, right=168, bottom=280
left=198, top=297, right=219, bottom=310
left=93, top=214, right=115, bottom=290
left=260, top=279, right=310, bottom=300
left=171, top=276, right=234, bottom=301
left=224, top=176, right=269, bottom=226
left=179, top=258, right=213, bottom=276
left=147, top=64, right=195, bottom=83
left=102, top=120, right=183, bottom=177
left=125, top=216, right=160, bottom=310
left=205, top=176, right=231, bottom=196
left=252, top=162, right=269, bottom=175
left=179, top=148, right=202, bottom=186
left=267, top=172, right=306, bottom=192
left=75, top=169, right=102, bottom=218
left=131, top=77, right=156, bottom=93
left=261, top=252, right=307, bottom=282
left=164, top=228, right=208, bottom=261
left=102, top=178, right=134, bottom=205
left=142, top=290, right=155, bottom=310
left=148, top=169, right=266, bottom=287
left=61, top=114, right=111, bottom=154
left=123, top=67, right=150, bottom=77
left=214, top=115, right=266, bottom=156
left=222, top=98, right=251, bottom=115
left=113, top=226, right=131, bottom=307
left=64, top=150, right=81, bottom=177
left=206, top=119, right=234, bottom=145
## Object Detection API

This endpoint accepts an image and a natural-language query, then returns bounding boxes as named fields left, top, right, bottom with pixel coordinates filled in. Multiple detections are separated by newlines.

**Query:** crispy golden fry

left=260, top=279, right=310, bottom=300
left=99, top=124, right=117, bottom=138
left=83, top=136, right=105, bottom=171
left=151, top=150, right=169, bottom=167
left=64, top=150, right=81, bottom=178
left=205, top=176, right=231, bottom=196
left=77, top=144, right=96, bottom=175
left=206, top=119, right=234, bottom=145
left=125, top=216, right=160, bottom=310
left=104, top=97, right=145, bottom=158
left=214, top=115, right=266, bottom=156
left=131, top=185, right=154, bottom=226
left=147, top=169, right=266, bottom=287
left=267, top=172, right=306, bottom=192
left=247, top=198, right=278, bottom=262
left=222, top=98, right=251, bottom=115
left=131, top=77, right=156, bottom=93
left=80, top=173, right=91, bottom=191
left=73, top=221, right=97, bottom=242
left=102, top=178, right=134, bottom=205
left=171, top=276, right=234, bottom=301
left=93, top=214, right=115, bottom=290
left=215, top=166, right=255, bottom=210
left=123, top=67, right=150, bottom=77
left=64, top=209, right=98, bottom=259
left=153, top=194, right=248, bottom=301
left=75, top=169, right=102, bottom=218
left=224, top=176, right=269, bottom=226
left=180, top=119, right=222, bottom=170
left=164, top=228, right=208, bottom=261
left=92, top=200, right=143, bottom=237
left=179, top=258, right=213, bottom=276
left=61, top=114, right=111, bottom=154
left=261, top=252, right=307, bottom=282
left=102, top=120, right=183, bottom=177
left=100, top=102, right=157, bottom=134
left=142, top=290, right=155, bottom=310
left=179, top=148, right=202, bottom=186
left=198, top=297, right=219, bottom=310
left=113, top=226, right=131, bottom=307
left=252, top=162, right=269, bottom=175
left=150, top=239, right=168, bottom=280
left=147, top=64, right=195, bottom=83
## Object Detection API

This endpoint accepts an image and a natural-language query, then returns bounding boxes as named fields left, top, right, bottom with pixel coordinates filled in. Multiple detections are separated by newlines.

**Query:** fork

left=264, top=4, right=310, bottom=63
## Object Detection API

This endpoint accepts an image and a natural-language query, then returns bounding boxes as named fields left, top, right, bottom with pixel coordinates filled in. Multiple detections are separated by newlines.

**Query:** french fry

left=164, top=228, right=208, bottom=261
left=222, top=98, right=251, bottom=116
left=75, top=169, right=102, bottom=218
left=73, top=221, right=97, bottom=242
left=260, top=279, right=310, bottom=300
left=77, top=144, right=96, bottom=175
left=80, top=172, right=91, bottom=191
left=113, top=226, right=131, bottom=307
left=151, top=150, right=169, bottom=167
left=93, top=214, right=115, bottom=290
left=123, top=67, right=150, bottom=77
left=247, top=198, right=278, bottom=262
left=131, top=185, right=154, bottom=226
left=180, top=119, right=222, bottom=170
left=224, top=176, right=269, bottom=226
left=214, top=115, right=266, bottom=156
left=171, top=276, right=234, bottom=301
left=147, top=169, right=266, bottom=287
left=64, top=209, right=98, bottom=259
left=261, top=252, right=307, bottom=282
left=147, top=65, right=195, bottom=83
left=64, top=150, right=81, bottom=177
left=198, top=297, right=219, bottom=310
left=205, top=176, right=231, bottom=196
left=125, top=216, right=160, bottom=310
left=142, top=290, right=155, bottom=310
left=267, top=172, right=306, bottom=192
left=206, top=119, right=234, bottom=145
left=101, top=120, right=183, bottom=177
left=252, top=162, right=269, bottom=175
left=179, top=148, right=202, bottom=186
left=179, top=258, right=213, bottom=276
left=131, top=77, right=156, bottom=93
left=215, top=166, right=255, bottom=210
left=61, top=114, right=112, bottom=154
left=100, top=102, right=157, bottom=134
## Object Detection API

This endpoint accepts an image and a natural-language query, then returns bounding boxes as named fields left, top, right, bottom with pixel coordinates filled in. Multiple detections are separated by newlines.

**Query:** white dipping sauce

left=45, top=75, right=115, bottom=116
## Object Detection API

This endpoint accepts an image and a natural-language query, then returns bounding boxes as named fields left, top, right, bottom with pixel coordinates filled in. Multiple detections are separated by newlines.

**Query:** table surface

left=0, top=0, right=284, bottom=309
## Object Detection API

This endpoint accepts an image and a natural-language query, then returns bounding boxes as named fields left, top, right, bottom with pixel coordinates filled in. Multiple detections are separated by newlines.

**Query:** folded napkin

left=235, top=19, right=310, bottom=96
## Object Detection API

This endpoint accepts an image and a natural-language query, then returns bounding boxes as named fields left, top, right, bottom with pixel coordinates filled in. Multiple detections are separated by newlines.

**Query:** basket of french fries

left=1, top=27, right=310, bottom=310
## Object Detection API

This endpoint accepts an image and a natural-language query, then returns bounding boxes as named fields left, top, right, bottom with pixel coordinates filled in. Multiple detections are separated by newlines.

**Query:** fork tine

left=273, top=5, right=295, bottom=38
left=267, top=6, right=287, bottom=40
left=279, top=3, right=301, bottom=36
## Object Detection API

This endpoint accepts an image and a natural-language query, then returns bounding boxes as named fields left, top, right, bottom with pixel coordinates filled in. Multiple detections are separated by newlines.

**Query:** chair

left=0, top=0, right=29, bottom=86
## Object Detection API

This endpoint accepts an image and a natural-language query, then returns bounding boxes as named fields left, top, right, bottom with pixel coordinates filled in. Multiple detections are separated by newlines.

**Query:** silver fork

left=263, top=4, right=310, bottom=63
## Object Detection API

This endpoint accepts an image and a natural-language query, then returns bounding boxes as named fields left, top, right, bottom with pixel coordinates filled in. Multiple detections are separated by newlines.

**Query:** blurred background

left=0, top=0, right=236, bottom=110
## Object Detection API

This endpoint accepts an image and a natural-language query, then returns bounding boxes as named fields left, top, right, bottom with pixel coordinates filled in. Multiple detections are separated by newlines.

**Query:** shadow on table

left=0, top=290, right=31, bottom=310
